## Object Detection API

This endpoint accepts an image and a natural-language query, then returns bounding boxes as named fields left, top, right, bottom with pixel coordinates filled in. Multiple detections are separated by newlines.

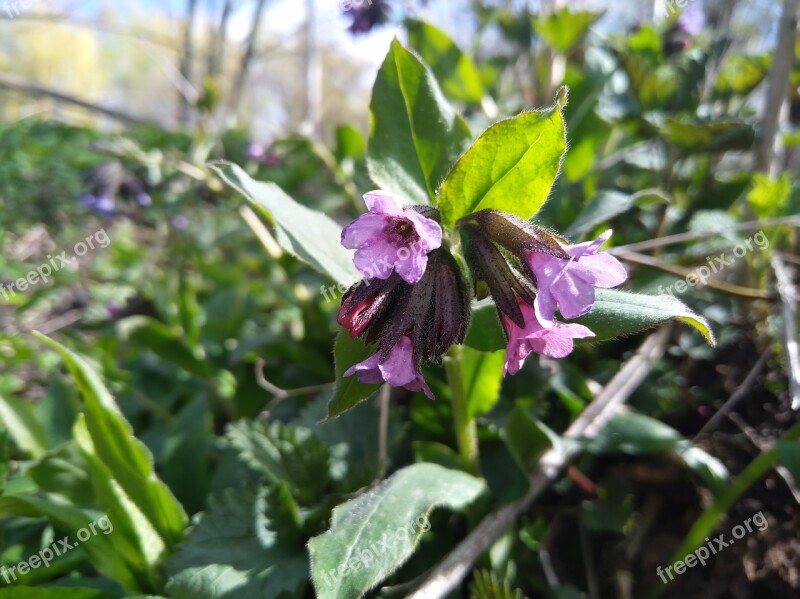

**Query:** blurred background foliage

left=1, top=0, right=799, bottom=598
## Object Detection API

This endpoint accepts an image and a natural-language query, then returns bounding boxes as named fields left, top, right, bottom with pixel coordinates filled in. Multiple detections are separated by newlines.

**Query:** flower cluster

left=338, top=191, right=628, bottom=397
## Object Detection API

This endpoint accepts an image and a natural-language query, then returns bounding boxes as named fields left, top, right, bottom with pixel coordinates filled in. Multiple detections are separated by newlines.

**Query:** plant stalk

left=445, top=345, right=479, bottom=474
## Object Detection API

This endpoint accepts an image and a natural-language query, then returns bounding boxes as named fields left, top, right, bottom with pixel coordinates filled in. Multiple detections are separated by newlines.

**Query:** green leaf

left=334, top=124, right=366, bottom=161
left=117, top=316, right=214, bottom=378
left=226, top=420, right=332, bottom=504
left=0, top=426, right=7, bottom=495
left=210, top=161, right=357, bottom=283
left=564, top=189, right=669, bottom=238
left=326, top=330, right=381, bottom=420
left=747, top=173, right=792, bottom=219
left=27, top=441, right=93, bottom=505
left=308, top=463, right=486, bottom=599
left=571, top=288, right=716, bottom=347
left=438, top=90, right=567, bottom=228
left=654, top=118, right=756, bottom=155
left=33, top=333, right=188, bottom=548
left=585, top=413, right=681, bottom=454
left=463, top=346, right=506, bottom=420
left=0, top=495, right=137, bottom=591
left=713, top=53, right=771, bottom=99
left=0, top=589, right=115, bottom=599
left=405, top=19, right=484, bottom=104
left=367, top=39, right=472, bottom=207
left=166, top=487, right=309, bottom=599
left=465, top=288, right=715, bottom=351
left=533, top=8, right=601, bottom=54
left=0, top=392, right=48, bottom=457
left=776, top=440, right=800, bottom=480
left=470, top=569, right=524, bottom=599
left=502, top=406, right=561, bottom=474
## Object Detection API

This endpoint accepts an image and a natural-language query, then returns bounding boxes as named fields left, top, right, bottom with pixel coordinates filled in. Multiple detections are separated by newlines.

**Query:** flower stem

left=445, top=345, right=479, bottom=474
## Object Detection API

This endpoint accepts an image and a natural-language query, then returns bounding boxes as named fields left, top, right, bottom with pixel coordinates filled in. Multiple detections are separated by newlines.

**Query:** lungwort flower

left=502, top=299, right=594, bottom=376
left=525, top=229, right=628, bottom=323
left=338, top=248, right=470, bottom=398
left=341, top=190, right=443, bottom=284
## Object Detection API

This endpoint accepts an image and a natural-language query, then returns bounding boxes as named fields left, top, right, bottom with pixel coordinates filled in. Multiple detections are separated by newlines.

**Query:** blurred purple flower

left=246, top=143, right=266, bottom=160
left=344, top=0, right=390, bottom=34
left=677, top=5, right=705, bottom=36
left=136, top=192, right=152, bottom=207
left=80, top=194, right=116, bottom=215
left=172, top=215, right=189, bottom=230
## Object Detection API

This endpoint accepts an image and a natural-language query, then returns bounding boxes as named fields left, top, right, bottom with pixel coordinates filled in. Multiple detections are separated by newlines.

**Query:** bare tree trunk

left=231, top=0, right=269, bottom=115
left=179, top=0, right=199, bottom=126
left=208, top=0, right=234, bottom=79
left=301, top=0, right=322, bottom=139
left=758, top=0, right=800, bottom=176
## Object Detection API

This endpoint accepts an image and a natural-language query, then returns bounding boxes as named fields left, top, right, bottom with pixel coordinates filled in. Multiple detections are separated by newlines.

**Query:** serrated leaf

left=166, top=487, right=308, bottom=599
left=210, top=161, right=357, bottom=283
left=406, top=19, right=484, bottom=104
left=438, top=92, right=567, bottom=228
left=327, top=330, right=381, bottom=420
left=226, top=420, right=332, bottom=504
left=308, top=463, right=486, bottom=599
left=367, top=39, right=472, bottom=206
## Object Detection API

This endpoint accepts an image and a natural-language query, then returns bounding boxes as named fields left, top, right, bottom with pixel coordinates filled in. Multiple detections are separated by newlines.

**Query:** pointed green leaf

left=0, top=392, right=48, bottom=457
left=438, top=90, right=568, bottom=228
left=326, top=330, right=381, bottom=420
left=465, top=288, right=715, bottom=351
left=33, top=333, right=188, bottom=549
left=463, top=346, right=505, bottom=420
left=367, top=39, right=472, bottom=206
left=533, top=9, right=601, bottom=54
left=210, top=161, right=357, bottom=283
left=308, top=463, right=485, bottom=599
left=406, top=19, right=484, bottom=104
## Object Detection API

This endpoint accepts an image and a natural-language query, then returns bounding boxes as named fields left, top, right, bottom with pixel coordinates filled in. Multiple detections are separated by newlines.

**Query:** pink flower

left=341, top=191, right=442, bottom=284
left=502, top=301, right=595, bottom=376
left=343, top=336, right=434, bottom=399
left=526, top=229, right=627, bottom=323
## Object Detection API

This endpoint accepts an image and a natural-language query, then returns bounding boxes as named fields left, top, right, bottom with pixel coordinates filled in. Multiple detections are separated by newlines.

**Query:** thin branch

left=772, top=255, right=800, bottom=410
left=608, top=215, right=800, bottom=255
left=616, top=251, right=773, bottom=300
left=255, top=358, right=334, bottom=418
left=231, top=0, right=269, bottom=114
left=694, top=347, right=771, bottom=437
left=0, top=72, right=161, bottom=127
left=406, top=328, right=671, bottom=599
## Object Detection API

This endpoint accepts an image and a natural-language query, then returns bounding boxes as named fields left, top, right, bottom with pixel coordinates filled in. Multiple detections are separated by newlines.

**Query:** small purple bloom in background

left=341, top=190, right=442, bottom=284
left=136, top=192, right=152, bottom=207
left=246, top=143, right=265, bottom=160
left=80, top=194, right=116, bottom=215
left=502, top=300, right=595, bottom=375
left=344, top=336, right=434, bottom=399
left=171, top=215, right=189, bottom=230
left=343, top=0, right=390, bottom=34
left=263, top=152, right=281, bottom=167
left=677, top=5, right=705, bottom=36
left=526, top=229, right=628, bottom=323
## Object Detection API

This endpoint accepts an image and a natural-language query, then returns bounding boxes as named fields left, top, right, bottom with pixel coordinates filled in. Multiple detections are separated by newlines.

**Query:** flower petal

left=363, top=190, right=403, bottom=215
left=393, top=247, right=428, bottom=284
left=403, top=210, right=443, bottom=251
left=341, top=213, right=389, bottom=248
left=571, top=253, right=628, bottom=288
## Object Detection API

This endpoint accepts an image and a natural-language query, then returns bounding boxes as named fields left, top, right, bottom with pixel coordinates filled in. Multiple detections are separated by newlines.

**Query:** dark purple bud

left=337, top=274, right=405, bottom=339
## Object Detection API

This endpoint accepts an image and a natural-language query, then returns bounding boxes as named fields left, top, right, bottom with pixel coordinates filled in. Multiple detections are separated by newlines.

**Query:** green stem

left=445, top=345, right=479, bottom=474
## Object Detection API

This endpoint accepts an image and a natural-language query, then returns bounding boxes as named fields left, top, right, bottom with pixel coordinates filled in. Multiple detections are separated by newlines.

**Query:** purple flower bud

left=246, top=143, right=266, bottom=160
left=136, top=192, right=152, bottom=207
left=502, top=299, right=594, bottom=375
left=341, top=190, right=443, bottom=284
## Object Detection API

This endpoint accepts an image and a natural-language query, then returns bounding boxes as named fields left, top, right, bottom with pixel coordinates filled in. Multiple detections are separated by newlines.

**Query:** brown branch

left=404, top=328, right=671, bottom=599
left=0, top=72, right=161, bottom=127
